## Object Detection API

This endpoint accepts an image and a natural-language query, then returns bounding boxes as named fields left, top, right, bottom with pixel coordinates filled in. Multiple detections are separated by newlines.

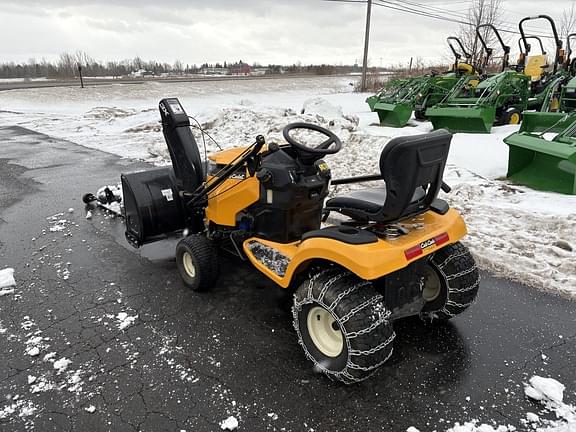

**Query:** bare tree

left=57, top=52, right=76, bottom=78
left=173, top=59, right=183, bottom=75
left=560, top=3, right=576, bottom=42
left=457, top=0, right=505, bottom=70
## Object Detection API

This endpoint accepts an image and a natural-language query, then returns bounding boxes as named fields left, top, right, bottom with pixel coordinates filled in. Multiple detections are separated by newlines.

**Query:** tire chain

left=292, top=269, right=394, bottom=384
left=422, top=242, right=480, bottom=321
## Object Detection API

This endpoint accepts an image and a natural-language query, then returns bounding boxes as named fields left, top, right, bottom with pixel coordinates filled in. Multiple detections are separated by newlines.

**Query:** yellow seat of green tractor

left=524, top=55, right=548, bottom=81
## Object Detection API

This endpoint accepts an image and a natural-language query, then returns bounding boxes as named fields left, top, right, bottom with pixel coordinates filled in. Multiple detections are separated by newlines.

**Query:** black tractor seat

left=325, top=129, right=452, bottom=223
left=327, top=187, right=426, bottom=216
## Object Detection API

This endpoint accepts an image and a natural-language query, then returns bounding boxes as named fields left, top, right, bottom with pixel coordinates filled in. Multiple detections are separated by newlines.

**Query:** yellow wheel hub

left=509, top=112, right=521, bottom=125
left=307, top=306, right=344, bottom=357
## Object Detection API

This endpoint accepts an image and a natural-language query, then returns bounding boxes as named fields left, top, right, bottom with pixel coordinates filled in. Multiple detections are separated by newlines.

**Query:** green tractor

left=426, top=23, right=530, bottom=133
left=503, top=25, right=576, bottom=195
left=518, top=16, right=566, bottom=113
left=366, top=37, right=476, bottom=128
left=520, top=31, right=576, bottom=133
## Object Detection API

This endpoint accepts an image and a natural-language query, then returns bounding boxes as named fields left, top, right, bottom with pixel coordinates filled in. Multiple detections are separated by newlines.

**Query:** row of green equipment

left=366, top=36, right=476, bottom=128
left=368, top=15, right=570, bottom=134
left=367, top=14, right=576, bottom=196
left=427, top=16, right=567, bottom=133
left=504, top=19, right=576, bottom=195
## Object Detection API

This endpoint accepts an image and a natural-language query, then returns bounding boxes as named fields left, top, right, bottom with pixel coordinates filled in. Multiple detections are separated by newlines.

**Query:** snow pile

left=443, top=165, right=576, bottom=297
left=0, top=268, right=16, bottom=294
left=146, top=104, right=358, bottom=162
left=446, top=422, right=514, bottom=432
left=524, top=376, right=576, bottom=429
left=442, top=376, right=576, bottom=432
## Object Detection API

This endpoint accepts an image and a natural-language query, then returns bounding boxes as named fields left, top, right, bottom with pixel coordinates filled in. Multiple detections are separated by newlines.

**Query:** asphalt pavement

left=0, top=126, right=574, bottom=432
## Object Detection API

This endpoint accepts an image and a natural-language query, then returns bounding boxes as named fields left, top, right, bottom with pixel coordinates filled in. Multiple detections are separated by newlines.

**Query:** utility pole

left=77, top=65, right=84, bottom=89
left=360, top=0, right=372, bottom=92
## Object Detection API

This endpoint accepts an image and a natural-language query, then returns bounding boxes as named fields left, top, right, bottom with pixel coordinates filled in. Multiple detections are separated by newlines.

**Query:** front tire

left=421, top=242, right=480, bottom=321
left=175, top=234, right=218, bottom=291
left=292, top=269, right=395, bottom=384
left=500, top=107, right=522, bottom=125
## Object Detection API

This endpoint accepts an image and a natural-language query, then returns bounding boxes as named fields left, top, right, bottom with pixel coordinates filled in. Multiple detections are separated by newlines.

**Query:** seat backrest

left=378, top=129, right=452, bottom=221
left=524, top=55, right=548, bottom=81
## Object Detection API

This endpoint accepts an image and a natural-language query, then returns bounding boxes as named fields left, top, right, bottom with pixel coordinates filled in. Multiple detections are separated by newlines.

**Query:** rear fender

left=243, top=208, right=467, bottom=288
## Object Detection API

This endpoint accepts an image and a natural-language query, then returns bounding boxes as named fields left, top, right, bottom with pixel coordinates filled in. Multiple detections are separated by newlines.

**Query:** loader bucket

left=519, top=112, right=572, bottom=133
left=366, top=95, right=379, bottom=111
left=425, top=106, right=496, bottom=133
left=504, top=132, right=576, bottom=194
left=373, top=102, right=413, bottom=127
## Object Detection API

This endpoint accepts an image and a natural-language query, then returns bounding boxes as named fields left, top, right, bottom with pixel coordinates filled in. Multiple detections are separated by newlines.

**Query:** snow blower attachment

left=120, top=98, right=480, bottom=383
left=504, top=112, right=576, bottom=194
left=121, top=98, right=205, bottom=246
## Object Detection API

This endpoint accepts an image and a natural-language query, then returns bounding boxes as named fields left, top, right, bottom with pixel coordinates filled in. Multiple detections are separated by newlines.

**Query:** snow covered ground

left=0, top=76, right=575, bottom=299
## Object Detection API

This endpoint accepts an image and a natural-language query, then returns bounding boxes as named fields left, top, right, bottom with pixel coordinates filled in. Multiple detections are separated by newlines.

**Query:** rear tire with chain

left=420, top=242, right=480, bottom=321
left=292, top=269, right=395, bottom=384
left=175, top=234, right=218, bottom=291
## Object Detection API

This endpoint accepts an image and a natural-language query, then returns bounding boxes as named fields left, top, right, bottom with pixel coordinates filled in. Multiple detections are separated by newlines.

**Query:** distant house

left=229, top=62, right=251, bottom=76
left=201, top=67, right=228, bottom=75
left=251, top=67, right=269, bottom=76
left=131, top=69, right=154, bottom=78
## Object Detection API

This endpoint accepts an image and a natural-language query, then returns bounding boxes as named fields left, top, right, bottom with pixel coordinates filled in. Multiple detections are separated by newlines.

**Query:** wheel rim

left=422, top=265, right=442, bottom=302
left=509, top=112, right=520, bottom=125
left=306, top=306, right=344, bottom=358
left=182, top=252, right=196, bottom=278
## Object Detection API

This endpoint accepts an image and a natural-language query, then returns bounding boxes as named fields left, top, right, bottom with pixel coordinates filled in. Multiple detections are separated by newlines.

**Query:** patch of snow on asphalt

left=0, top=399, right=38, bottom=420
left=0, top=267, right=16, bottom=291
left=220, top=415, right=239, bottom=430
left=115, top=312, right=138, bottom=330
left=444, top=376, right=576, bottom=432
left=53, top=357, right=72, bottom=374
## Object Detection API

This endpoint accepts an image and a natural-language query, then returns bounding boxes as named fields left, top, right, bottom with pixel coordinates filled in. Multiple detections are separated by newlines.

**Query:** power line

left=325, top=0, right=559, bottom=40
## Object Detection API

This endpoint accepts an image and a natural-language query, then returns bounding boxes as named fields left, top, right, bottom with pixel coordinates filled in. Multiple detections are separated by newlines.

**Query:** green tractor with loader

left=366, top=36, right=476, bottom=127
left=502, top=20, right=576, bottom=195
left=426, top=23, right=530, bottom=133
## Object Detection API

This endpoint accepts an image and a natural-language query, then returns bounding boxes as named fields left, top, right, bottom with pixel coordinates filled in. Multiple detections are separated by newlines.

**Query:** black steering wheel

left=282, top=123, right=342, bottom=157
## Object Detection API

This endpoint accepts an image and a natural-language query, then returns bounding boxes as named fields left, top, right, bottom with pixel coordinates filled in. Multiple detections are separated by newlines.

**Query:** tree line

left=0, top=51, right=358, bottom=79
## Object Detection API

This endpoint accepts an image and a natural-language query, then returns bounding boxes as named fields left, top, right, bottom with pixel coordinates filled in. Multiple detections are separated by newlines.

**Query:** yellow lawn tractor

left=120, top=98, right=480, bottom=383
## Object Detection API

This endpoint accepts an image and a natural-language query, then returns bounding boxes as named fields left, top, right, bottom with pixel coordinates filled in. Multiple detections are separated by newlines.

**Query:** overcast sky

left=0, top=0, right=573, bottom=67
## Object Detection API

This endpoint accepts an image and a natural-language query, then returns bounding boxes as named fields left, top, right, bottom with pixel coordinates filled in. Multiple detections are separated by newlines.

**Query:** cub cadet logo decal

left=420, top=238, right=436, bottom=250
left=404, top=232, right=449, bottom=260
